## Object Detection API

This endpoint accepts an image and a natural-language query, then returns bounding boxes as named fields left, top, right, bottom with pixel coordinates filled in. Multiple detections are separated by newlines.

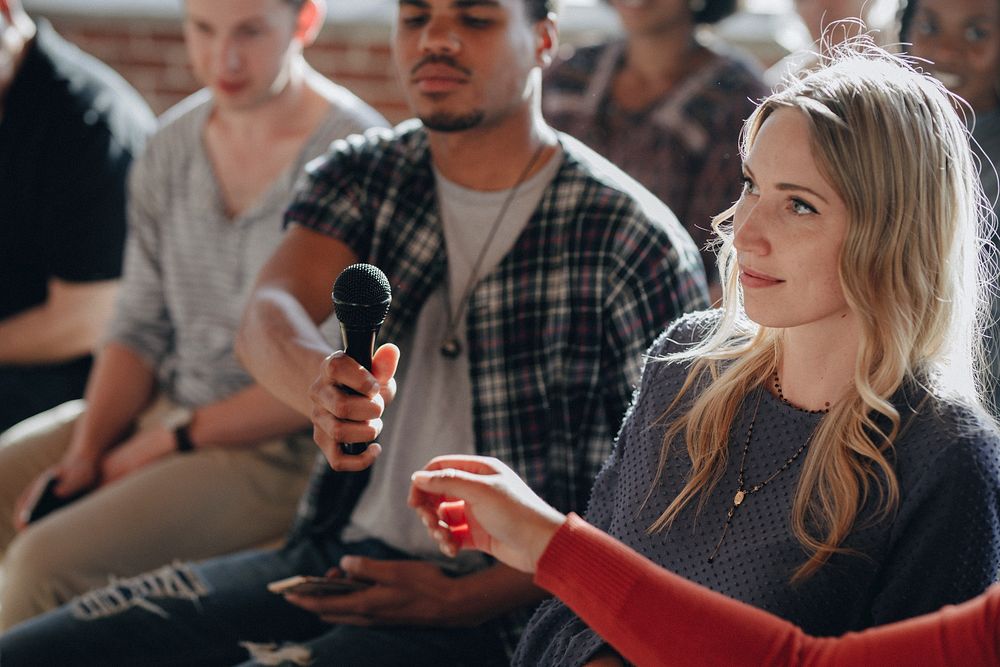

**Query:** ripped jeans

left=0, top=538, right=508, bottom=666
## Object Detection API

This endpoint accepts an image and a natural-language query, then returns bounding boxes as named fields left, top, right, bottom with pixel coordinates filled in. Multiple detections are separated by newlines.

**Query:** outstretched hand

left=308, top=343, right=399, bottom=472
left=408, top=455, right=566, bottom=574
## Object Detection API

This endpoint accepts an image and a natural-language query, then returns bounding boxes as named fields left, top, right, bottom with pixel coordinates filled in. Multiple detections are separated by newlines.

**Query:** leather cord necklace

left=439, top=142, right=548, bottom=358
left=707, top=372, right=829, bottom=564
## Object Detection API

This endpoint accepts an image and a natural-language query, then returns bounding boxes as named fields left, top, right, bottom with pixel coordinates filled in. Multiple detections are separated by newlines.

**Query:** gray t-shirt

left=343, top=148, right=564, bottom=568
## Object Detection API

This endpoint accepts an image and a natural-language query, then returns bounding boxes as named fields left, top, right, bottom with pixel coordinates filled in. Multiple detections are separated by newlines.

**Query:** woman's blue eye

left=791, top=198, right=817, bottom=215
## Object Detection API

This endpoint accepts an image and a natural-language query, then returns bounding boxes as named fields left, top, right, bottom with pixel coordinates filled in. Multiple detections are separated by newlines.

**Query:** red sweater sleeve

left=534, top=513, right=1000, bottom=667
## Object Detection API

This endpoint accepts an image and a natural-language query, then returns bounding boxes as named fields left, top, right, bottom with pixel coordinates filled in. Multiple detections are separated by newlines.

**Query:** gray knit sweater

left=515, top=310, right=1000, bottom=665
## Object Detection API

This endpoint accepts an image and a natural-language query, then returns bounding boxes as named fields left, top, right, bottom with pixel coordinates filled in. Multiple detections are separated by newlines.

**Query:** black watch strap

left=174, top=424, right=196, bottom=453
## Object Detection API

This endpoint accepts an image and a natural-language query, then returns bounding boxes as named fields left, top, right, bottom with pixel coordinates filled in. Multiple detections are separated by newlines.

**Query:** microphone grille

left=332, top=263, right=392, bottom=329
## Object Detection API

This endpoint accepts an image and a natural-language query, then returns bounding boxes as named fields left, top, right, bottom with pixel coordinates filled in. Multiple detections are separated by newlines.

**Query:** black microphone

left=332, top=263, right=392, bottom=455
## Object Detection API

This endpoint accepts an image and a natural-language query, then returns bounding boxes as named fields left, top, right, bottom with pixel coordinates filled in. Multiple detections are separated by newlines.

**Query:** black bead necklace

left=439, top=143, right=548, bottom=358
left=707, top=373, right=830, bottom=564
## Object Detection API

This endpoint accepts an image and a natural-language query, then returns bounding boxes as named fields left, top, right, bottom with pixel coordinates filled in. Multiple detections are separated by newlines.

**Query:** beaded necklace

left=707, top=372, right=829, bottom=563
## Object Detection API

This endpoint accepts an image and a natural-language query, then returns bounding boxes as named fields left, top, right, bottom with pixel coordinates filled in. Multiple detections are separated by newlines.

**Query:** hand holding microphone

left=408, top=455, right=568, bottom=574
left=308, top=263, right=398, bottom=471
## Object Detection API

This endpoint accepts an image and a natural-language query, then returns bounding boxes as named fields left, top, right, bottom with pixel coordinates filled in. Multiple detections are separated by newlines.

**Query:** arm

left=410, top=455, right=1000, bottom=667
left=541, top=515, right=1000, bottom=667
left=237, top=225, right=357, bottom=417
left=97, top=381, right=313, bottom=484
left=183, top=384, right=307, bottom=447
left=0, top=278, right=119, bottom=364
left=237, top=225, right=398, bottom=472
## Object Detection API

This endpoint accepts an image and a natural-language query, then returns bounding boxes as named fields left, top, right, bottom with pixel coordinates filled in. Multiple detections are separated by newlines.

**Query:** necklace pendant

left=440, top=337, right=462, bottom=358
left=733, top=490, right=746, bottom=506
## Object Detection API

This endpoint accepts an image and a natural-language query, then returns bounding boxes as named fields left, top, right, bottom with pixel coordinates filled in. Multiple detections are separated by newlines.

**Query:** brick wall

left=41, top=10, right=790, bottom=122
left=45, top=15, right=411, bottom=122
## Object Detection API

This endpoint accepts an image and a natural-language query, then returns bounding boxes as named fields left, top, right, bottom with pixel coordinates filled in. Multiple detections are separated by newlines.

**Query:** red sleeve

left=534, top=514, right=1000, bottom=667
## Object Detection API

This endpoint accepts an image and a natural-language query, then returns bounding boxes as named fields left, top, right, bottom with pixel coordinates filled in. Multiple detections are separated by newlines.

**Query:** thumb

left=371, top=343, right=400, bottom=385
left=338, top=555, right=395, bottom=584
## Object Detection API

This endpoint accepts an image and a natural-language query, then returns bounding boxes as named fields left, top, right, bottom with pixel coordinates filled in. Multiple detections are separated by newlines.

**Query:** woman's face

left=733, top=108, right=851, bottom=332
left=183, top=0, right=304, bottom=111
left=908, top=0, right=1000, bottom=112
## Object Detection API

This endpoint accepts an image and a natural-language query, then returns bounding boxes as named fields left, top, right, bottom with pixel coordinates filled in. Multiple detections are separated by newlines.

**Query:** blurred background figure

left=542, top=0, right=768, bottom=293
left=900, top=0, right=1000, bottom=417
left=0, top=0, right=155, bottom=432
left=765, top=0, right=896, bottom=85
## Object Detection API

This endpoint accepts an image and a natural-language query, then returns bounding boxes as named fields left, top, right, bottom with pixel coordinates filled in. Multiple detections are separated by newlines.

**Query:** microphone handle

left=339, top=325, right=379, bottom=455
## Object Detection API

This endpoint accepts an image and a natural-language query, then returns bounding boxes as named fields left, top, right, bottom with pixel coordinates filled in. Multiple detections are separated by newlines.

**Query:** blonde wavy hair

left=649, top=36, right=991, bottom=582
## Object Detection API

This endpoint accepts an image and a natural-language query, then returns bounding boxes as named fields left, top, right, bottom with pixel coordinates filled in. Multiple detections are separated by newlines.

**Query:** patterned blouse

left=544, top=41, right=768, bottom=280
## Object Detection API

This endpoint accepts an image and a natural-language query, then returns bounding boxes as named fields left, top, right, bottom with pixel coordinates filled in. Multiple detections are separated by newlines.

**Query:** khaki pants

left=0, top=398, right=316, bottom=630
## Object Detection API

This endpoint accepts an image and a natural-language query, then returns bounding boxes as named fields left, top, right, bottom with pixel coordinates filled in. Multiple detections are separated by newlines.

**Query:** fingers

left=310, top=351, right=391, bottom=471
left=316, top=438, right=382, bottom=472
left=409, top=467, right=496, bottom=507
left=407, top=456, right=504, bottom=509
left=337, top=555, right=395, bottom=585
left=13, top=470, right=53, bottom=531
left=422, top=455, right=507, bottom=476
left=283, top=591, right=376, bottom=626
left=318, top=351, right=381, bottom=397
left=371, top=344, right=399, bottom=407
left=52, top=459, right=96, bottom=496
left=437, top=500, right=468, bottom=527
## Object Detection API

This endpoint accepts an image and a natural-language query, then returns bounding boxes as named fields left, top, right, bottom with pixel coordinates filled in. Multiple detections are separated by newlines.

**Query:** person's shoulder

left=310, top=75, right=389, bottom=132
left=320, top=119, right=422, bottom=163
left=647, top=309, right=722, bottom=357
left=303, top=120, right=427, bottom=190
left=554, top=132, right=694, bottom=238
left=145, top=89, right=213, bottom=151
left=34, top=22, right=155, bottom=148
left=556, top=132, right=666, bottom=211
left=894, top=385, right=1000, bottom=487
left=553, top=134, right=705, bottom=277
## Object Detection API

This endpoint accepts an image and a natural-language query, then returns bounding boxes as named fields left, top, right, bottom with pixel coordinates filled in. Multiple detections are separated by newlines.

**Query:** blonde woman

left=502, top=37, right=1000, bottom=665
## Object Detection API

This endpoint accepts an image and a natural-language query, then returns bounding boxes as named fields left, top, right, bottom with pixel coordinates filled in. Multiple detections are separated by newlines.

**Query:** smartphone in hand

left=267, top=575, right=372, bottom=596
left=22, top=473, right=88, bottom=525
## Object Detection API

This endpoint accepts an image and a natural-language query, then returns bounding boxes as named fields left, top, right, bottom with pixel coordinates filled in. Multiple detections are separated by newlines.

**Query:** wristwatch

left=160, top=407, right=196, bottom=453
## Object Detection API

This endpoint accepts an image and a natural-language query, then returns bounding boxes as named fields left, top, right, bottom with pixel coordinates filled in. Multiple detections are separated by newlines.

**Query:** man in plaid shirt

left=0, top=0, right=707, bottom=664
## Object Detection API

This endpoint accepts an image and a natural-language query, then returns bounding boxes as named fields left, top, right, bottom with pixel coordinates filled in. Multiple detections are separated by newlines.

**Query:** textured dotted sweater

left=515, top=310, right=1000, bottom=666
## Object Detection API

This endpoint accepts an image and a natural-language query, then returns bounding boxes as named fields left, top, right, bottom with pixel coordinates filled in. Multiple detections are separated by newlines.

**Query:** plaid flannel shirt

left=284, top=121, right=708, bottom=656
